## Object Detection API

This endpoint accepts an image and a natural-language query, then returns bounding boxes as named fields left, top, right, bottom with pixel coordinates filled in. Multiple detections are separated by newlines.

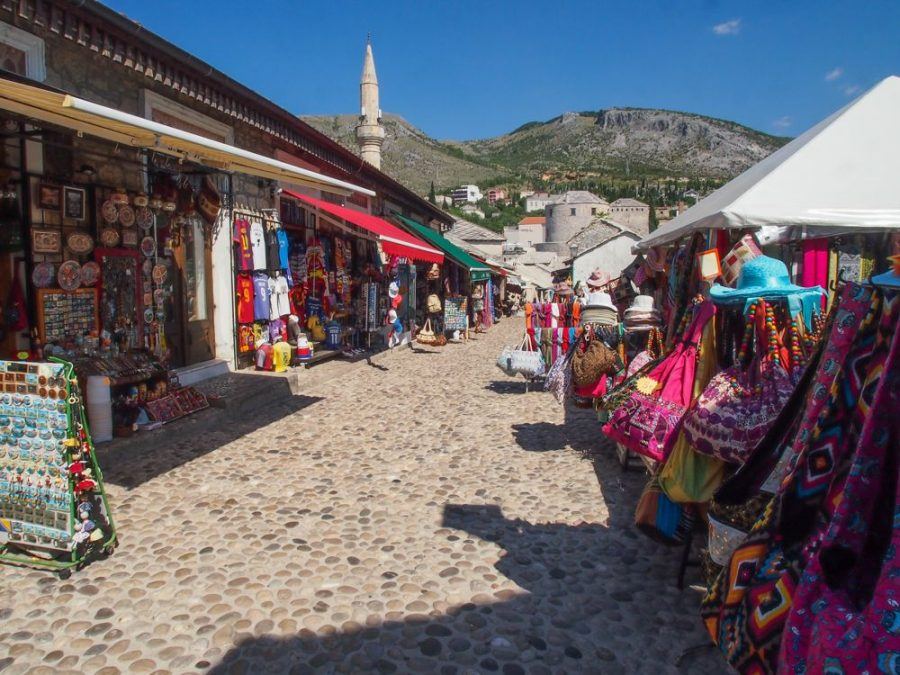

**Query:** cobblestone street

left=1, top=320, right=724, bottom=674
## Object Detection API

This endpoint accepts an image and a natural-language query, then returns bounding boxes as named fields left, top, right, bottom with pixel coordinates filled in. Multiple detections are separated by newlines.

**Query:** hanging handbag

left=778, top=316, right=900, bottom=673
left=509, top=332, right=545, bottom=377
left=634, top=476, right=697, bottom=546
left=681, top=300, right=794, bottom=465
left=571, top=330, right=618, bottom=387
left=544, top=344, right=574, bottom=404
left=602, top=300, right=715, bottom=462
left=426, top=263, right=440, bottom=281
left=426, top=293, right=442, bottom=314
left=700, top=290, right=895, bottom=674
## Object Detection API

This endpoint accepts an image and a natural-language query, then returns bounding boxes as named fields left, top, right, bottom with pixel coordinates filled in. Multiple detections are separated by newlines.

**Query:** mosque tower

left=355, top=37, right=385, bottom=169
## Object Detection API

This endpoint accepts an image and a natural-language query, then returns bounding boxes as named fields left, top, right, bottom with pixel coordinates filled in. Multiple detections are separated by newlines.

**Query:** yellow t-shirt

left=272, top=342, right=292, bottom=372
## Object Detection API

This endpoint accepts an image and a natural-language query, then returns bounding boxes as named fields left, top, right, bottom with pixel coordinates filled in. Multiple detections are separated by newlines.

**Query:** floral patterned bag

left=682, top=299, right=794, bottom=465
left=602, top=300, right=715, bottom=462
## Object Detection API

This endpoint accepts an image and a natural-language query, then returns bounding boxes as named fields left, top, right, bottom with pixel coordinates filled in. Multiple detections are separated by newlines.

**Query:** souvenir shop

left=235, top=189, right=443, bottom=369
left=394, top=214, right=493, bottom=344
left=514, top=75, right=900, bottom=673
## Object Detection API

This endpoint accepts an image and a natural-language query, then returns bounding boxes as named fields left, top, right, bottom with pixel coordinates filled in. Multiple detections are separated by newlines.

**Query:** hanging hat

left=644, top=247, right=666, bottom=273
left=625, top=295, right=655, bottom=315
left=586, top=268, right=607, bottom=289
left=388, top=281, right=400, bottom=298
left=710, top=255, right=825, bottom=325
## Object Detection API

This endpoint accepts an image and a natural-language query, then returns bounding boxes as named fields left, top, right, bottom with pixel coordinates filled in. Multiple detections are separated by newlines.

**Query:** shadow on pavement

left=485, top=380, right=529, bottom=395
left=208, top=449, right=720, bottom=673
left=95, top=373, right=324, bottom=489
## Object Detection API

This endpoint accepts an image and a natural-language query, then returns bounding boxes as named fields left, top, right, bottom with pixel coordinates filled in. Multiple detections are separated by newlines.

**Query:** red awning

left=285, top=190, right=444, bottom=264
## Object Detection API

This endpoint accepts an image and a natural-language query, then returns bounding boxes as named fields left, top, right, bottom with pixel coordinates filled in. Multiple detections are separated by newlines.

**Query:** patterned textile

left=700, top=288, right=893, bottom=674
left=778, top=290, right=899, bottom=673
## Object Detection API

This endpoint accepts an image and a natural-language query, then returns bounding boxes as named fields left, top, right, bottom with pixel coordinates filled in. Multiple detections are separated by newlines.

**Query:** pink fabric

left=801, top=238, right=828, bottom=311
left=574, top=374, right=608, bottom=399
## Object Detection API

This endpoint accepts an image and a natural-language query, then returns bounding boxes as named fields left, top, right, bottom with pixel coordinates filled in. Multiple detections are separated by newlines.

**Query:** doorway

left=169, top=215, right=215, bottom=367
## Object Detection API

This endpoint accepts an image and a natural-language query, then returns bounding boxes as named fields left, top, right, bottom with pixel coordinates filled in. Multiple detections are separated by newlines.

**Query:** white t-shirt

left=269, top=275, right=291, bottom=319
left=250, top=220, right=266, bottom=271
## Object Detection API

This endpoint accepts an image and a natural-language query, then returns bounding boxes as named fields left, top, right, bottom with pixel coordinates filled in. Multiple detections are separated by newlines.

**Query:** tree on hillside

left=648, top=196, right=659, bottom=233
left=428, top=181, right=436, bottom=204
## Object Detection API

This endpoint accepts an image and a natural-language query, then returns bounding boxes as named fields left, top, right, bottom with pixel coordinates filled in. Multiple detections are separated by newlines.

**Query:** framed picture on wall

left=38, top=184, right=61, bottom=210
left=63, top=186, right=87, bottom=221
left=31, top=228, right=62, bottom=254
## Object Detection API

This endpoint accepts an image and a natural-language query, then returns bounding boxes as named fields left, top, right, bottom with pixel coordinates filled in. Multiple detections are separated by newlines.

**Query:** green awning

left=393, top=214, right=492, bottom=282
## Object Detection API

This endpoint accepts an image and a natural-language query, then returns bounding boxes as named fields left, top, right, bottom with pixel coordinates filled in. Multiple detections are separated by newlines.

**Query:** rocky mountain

left=302, top=114, right=505, bottom=195
left=302, top=109, right=788, bottom=195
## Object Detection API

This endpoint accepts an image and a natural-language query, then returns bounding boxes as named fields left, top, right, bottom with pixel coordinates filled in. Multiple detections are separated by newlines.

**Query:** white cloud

left=844, top=84, right=861, bottom=97
left=825, top=67, right=844, bottom=82
left=772, top=116, right=792, bottom=130
left=712, top=19, right=741, bottom=36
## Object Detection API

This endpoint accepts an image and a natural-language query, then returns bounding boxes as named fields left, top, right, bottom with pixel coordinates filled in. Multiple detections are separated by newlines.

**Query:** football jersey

left=238, top=325, right=255, bottom=353
left=233, top=219, right=253, bottom=271
left=277, top=229, right=290, bottom=273
left=236, top=274, right=254, bottom=324
left=266, top=228, right=281, bottom=272
left=250, top=220, right=266, bottom=271
left=253, top=272, right=270, bottom=321
left=272, top=342, right=292, bottom=373
left=273, top=275, right=291, bottom=317
left=255, top=343, right=273, bottom=370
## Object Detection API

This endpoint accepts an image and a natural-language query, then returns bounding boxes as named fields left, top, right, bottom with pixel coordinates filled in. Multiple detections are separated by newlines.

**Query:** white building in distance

left=452, top=185, right=483, bottom=204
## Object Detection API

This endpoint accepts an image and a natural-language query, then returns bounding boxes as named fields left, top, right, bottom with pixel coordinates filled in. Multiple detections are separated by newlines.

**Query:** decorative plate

left=80, top=261, right=101, bottom=287
left=136, top=206, right=154, bottom=231
left=66, top=231, right=94, bottom=255
left=142, top=259, right=153, bottom=276
left=153, top=289, right=166, bottom=306
left=142, top=292, right=152, bottom=307
left=32, top=262, right=55, bottom=288
left=142, top=280, right=151, bottom=294
left=151, top=263, right=168, bottom=284
left=133, top=193, right=149, bottom=208
left=100, top=227, right=120, bottom=247
left=140, top=236, right=156, bottom=258
left=122, top=229, right=138, bottom=247
left=118, top=204, right=136, bottom=228
left=101, top=200, right=118, bottom=224
left=143, top=308, right=154, bottom=324
left=57, top=260, right=82, bottom=291
left=110, top=190, right=129, bottom=206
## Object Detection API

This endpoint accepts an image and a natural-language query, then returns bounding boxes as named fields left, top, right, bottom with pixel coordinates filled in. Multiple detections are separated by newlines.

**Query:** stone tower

left=356, top=37, right=385, bottom=169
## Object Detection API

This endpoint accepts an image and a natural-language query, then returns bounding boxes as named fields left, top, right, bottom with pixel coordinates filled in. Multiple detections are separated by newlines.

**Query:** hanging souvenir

left=57, top=260, right=82, bottom=291
left=136, top=206, right=154, bottom=231
left=151, top=263, right=167, bottom=285
left=140, top=236, right=156, bottom=258
left=118, top=204, right=135, bottom=228
left=100, top=200, right=118, bottom=224
left=100, top=228, right=120, bottom=248
left=81, top=261, right=101, bottom=287
left=31, top=262, right=55, bottom=288
left=142, top=259, right=153, bottom=276
left=133, top=193, right=149, bottom=208
left=109, top=188, right=129, bottom=205
left=66, top=232, right=94, bottom=255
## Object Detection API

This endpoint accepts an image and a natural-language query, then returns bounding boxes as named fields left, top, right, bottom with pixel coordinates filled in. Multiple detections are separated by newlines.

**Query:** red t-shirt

left=233, top=219, right=253, bottom=272
left=238, top=325, right=255, bottom=352
left=237, top=274, right=254, bottom=324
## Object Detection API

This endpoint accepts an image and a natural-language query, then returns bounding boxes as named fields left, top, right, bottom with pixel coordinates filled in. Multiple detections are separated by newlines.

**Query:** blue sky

left=107, top=0, right=899, bottom=141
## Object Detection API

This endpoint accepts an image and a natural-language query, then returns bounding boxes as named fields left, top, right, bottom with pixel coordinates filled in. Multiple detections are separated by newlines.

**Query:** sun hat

left=625, top=295, right=655, bottom=314
left=710, top=255, right=825, bottom=326
left=388, top=281, right=400, bottom=298
left=584, top=290, right=616, bottom=312
left=586, top=268, right=608, bottom=289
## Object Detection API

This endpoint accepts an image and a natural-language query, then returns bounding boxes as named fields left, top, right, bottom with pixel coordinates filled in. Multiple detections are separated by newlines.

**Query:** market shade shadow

left=93, top=373, right=324, bottom=489
left=207, top=450, right=721, bottom=673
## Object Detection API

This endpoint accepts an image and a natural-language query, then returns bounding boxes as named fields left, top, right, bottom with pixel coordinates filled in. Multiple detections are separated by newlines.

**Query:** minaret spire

left=356, top=37, right=384, bottom=169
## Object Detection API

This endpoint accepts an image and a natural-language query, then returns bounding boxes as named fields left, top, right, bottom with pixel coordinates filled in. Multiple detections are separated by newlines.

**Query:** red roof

left=285, top=191, right=444, bottom=264
left=518, top=216, right=546, bottom=225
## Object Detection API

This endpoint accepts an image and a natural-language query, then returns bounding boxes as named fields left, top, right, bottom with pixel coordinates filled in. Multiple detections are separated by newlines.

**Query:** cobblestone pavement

left=0, top=320, right=726, bottom=674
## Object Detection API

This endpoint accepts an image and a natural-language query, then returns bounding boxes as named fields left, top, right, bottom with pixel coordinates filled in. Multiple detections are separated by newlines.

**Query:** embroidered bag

left=544, top=344, right=574, bottom=404
left=700, top=289, right=895, bottom=674
left=602, top=300, right=715, bottom=462
left=682, top=299, right=794, bottom=465
left=634, top=476, right=697, bottom=546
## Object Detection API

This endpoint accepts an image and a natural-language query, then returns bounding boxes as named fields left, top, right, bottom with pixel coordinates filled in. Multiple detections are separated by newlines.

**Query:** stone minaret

left=356, top=37, right=385, bottom=169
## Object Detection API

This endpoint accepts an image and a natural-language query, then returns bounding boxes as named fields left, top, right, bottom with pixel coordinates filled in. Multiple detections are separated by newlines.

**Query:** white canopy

left=635, top=75, right=900, bottom=251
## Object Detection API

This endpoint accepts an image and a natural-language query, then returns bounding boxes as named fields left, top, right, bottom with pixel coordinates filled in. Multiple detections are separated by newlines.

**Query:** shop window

left=570, top=208, right=576, bottom=216
left=0, top=23, right=45, bottom=81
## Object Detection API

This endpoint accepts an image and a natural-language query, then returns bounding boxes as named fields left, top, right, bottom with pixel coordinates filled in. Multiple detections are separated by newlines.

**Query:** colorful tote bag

left=716, top=284, right=871, bottom=505
left=682, top=300, right=794, bottom=465
left=634, top=476, right=697, bottom=546
left=603, top=300, right=715, bottom=462
left=700, top=289, right=895, bottom=674
left=778, top=290, right=900, bottom=673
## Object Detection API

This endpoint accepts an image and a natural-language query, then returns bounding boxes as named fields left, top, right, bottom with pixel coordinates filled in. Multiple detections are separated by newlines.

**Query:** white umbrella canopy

left=634, top=75, right=900, bottom=251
